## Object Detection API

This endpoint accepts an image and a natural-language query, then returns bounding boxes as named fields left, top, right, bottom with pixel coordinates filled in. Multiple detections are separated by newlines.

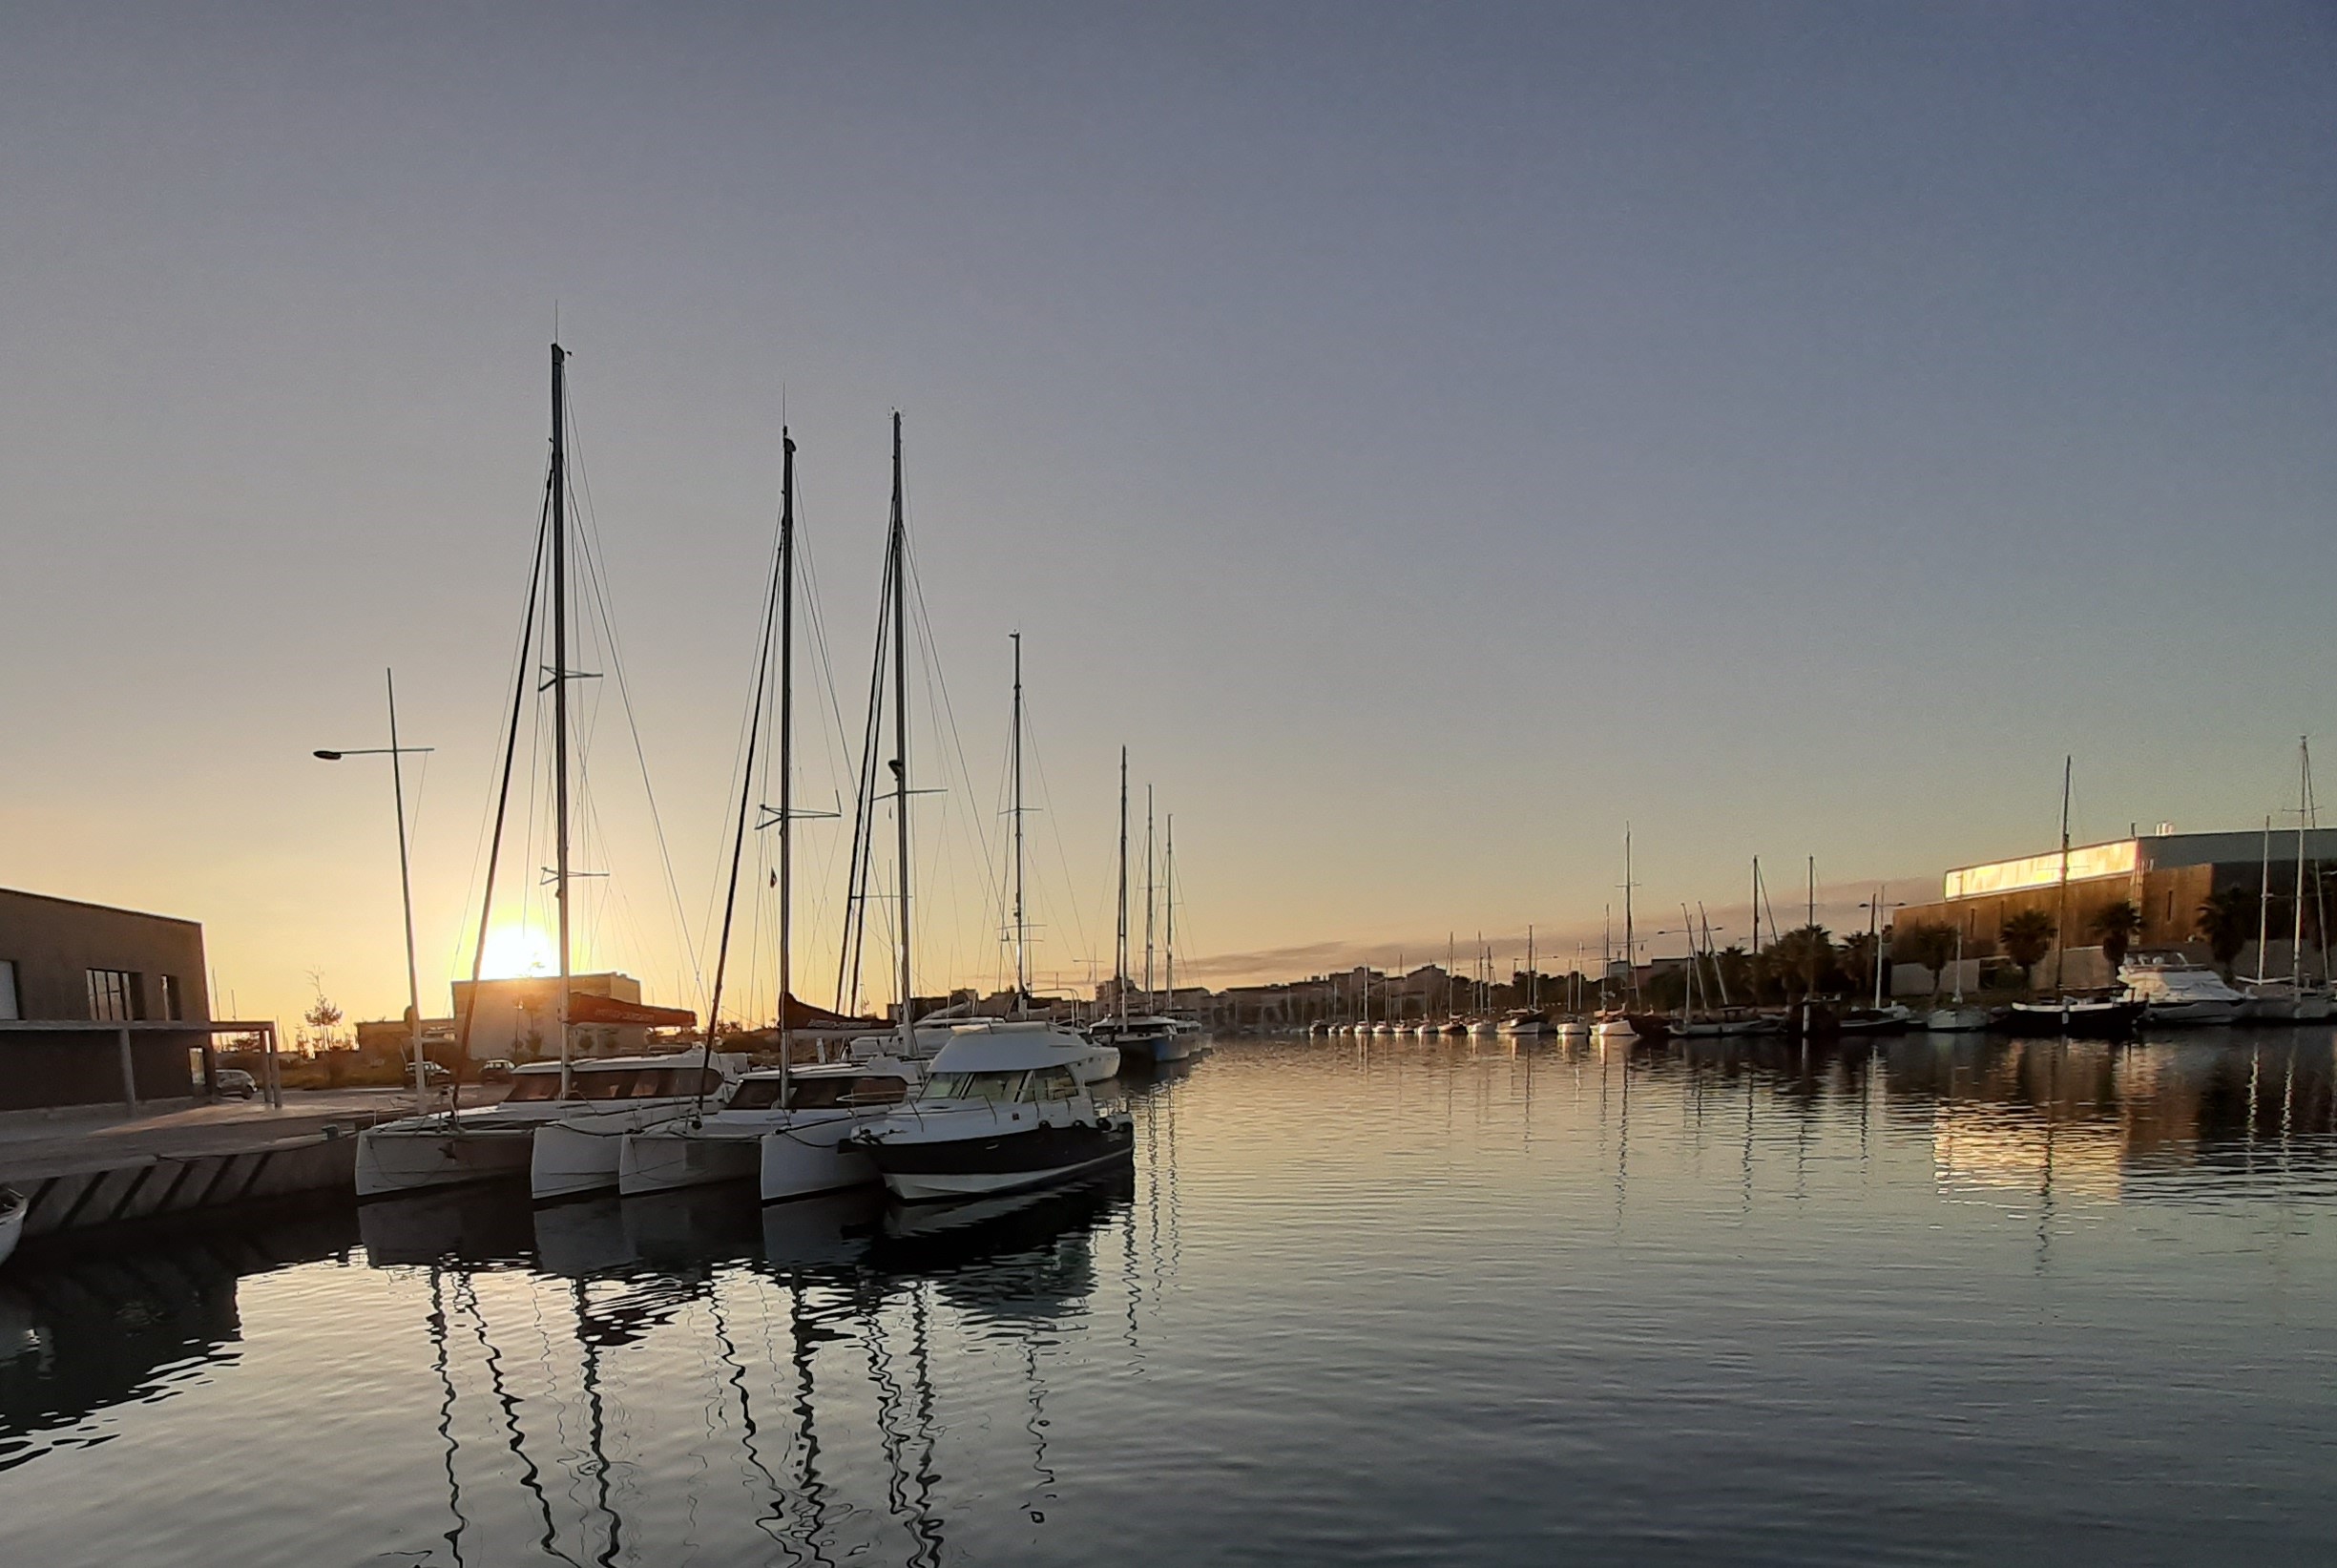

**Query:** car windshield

left=920, top=1070, right=1025, bottom=1103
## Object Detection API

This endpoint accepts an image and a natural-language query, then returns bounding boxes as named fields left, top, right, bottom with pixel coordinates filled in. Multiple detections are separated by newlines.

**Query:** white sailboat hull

left=355, top=1122, right=537, bottom=1198
left=617, top=1125, right=762, bottom=1196
left=762, top=1119, right=881, bottom=1202
left=1925, top=1008, right=1990, bottom=1033
left=532, top=1098, right=720, bottom=1201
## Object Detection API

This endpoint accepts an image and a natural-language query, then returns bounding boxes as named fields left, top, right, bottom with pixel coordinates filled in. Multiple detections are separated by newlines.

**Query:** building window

left=88, top=968, right=141, bottom=1022
left=159, top=974, right=183, bottom=1021
left=0, top=959, right=19, bottom=1020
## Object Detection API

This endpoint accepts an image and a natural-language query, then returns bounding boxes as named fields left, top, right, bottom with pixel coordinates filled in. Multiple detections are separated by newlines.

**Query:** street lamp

left=316, top=668, right=435, bottom=1106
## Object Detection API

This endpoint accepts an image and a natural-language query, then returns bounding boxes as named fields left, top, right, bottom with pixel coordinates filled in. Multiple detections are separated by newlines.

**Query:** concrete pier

left=0, top=1090, right=438, bottom=1244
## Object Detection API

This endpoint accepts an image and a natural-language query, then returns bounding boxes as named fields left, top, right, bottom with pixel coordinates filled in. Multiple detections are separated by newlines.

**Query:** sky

left=1, top=4, right=2332, bottom=1030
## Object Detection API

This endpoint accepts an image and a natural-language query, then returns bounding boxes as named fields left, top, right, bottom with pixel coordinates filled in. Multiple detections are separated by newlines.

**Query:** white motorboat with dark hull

left=357, top=1056, right=726, bottom=1199
left=849, top=1029, right=1134, bottom=1202
left=1092, top=1014, right=1189, bottom=1066
left=2121, top=956, right=2245, bottom=1027
left=618, top=1056, right=920, bottom=1199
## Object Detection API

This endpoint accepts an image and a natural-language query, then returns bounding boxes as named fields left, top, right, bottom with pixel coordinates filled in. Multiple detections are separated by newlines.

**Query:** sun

left=479, top=922, right=555, bottom=979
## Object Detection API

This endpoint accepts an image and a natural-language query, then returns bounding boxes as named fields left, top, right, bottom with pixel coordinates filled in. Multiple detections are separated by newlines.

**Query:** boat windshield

left=502, top=1074, right=563, bottom=1102
left=920, top=1068, right=1075, bottom=1104
left=563, top=1065, right=722, bottom=1100
left=921, top=1070, right=1026, bottom=1103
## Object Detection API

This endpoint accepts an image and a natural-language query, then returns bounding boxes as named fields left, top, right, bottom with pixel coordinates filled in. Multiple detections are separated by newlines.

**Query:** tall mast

left=1164, top=814, right=1176, bottom=1014
left=1143, top=785, right=1157, bottom=1012
left=1623, top=828, right=1637, bottom=1005
left=2054, top=755, right=2072, bottom=994
left=699, top=429, right=790, bottom=1118
left=1011, top=632, right=1027, bottom=1012
left=551, top=343, right=574, bottom=1097
left=2294, top=736, right=2309, bottom=987
left=1116, top=747, right=1129, bottom=1029
left=776, top=430, right=796, bottom=1096
left=1750, top=856, right=1760, bottom=958
left=2256, top=815, right=2272, bottom=985
left=889, top=413, right=912, bottom=1059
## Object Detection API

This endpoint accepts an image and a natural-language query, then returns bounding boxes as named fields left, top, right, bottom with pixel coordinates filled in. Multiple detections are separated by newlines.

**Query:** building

left=1891, top=827, right=2337, bottom=991
left=449, top=972, right=661, bottom=1060
left=0, top=887, right=211, bottom=1111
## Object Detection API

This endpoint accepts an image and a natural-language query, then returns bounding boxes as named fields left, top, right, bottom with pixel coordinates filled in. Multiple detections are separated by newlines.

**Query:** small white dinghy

left=0, top=1186, right=25, bottom=1268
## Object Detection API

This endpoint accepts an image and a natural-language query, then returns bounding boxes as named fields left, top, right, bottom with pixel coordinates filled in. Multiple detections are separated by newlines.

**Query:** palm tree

left=1840, top=931, right=1879, bottom=999
left=2194, top=887, right=2254, bottom=978
left=1999, top=909, right=2057, bottom=994
left=2090, top=900, right=2144, bottom=978
left=1896, top=922, right=1958, bottom=1000
left=1767, top=926, right=1834, bottom=1001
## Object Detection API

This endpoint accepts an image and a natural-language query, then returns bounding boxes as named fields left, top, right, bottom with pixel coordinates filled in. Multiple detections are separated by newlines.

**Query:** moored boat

left=1997, top=997, right=2143, bottom=1039
left=617, top=1055, right=920, bottom=1199
left=850, top=1029, right=1135, bottom=1202
left=2121, top=955, right=2246, bottom=1027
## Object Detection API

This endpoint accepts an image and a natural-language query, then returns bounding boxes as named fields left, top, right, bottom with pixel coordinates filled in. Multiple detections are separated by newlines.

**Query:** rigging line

left=837, top=536, right=895, bottom=1015
left=1017, top=702, right=1094, bottom=982
left=900, top=533, right=1005, bottom=922
left=564, top=390, right=707, bottom=1010
left=450, top=458, right=559, bottom=976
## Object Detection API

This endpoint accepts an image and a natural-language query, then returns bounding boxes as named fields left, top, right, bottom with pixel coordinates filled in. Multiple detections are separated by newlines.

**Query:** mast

left=1142, top=785, right=1157, bottom=1012
left=1623, top=828, right=1638, bottom=1005
left=1750, top=857, right=1761, bottom=959
left=2256, top=815, right=2272, bottom=985
left=776, top=430, right=796, bottom=1098
left=1116, top=748, right=1129, bottom=1029
left=699, top=429, right=790, bottom=1119
left=1011, top=632, right=1027, bottom=1013
left=2054, top=755, right=2073, bottom=994
left=889, top=413, right=912, bottom=1059
left=551, top=343, right=574, bottom=1098
left=1164, top=814, right=1176, bottom=1016
left=2294, top=737, right=2309, bottom=988
left=1527, top=924, right=1534, bottom=1012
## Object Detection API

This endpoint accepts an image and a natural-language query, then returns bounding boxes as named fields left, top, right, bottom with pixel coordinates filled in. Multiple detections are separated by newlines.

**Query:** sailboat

left=1999, top=758, right=2142, bottom=1040
left=1925, top=924, right=1989, bottom=1032
left=357, top=343, right=719, bottom=1200
left=2242, top=739, right=2333, bottom=1023
left=1090, top=760, right=1186, bottom=1064
left=1498, top=925, right=1553, bottom=1035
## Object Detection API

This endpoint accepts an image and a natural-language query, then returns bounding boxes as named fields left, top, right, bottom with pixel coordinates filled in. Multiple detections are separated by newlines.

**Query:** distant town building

left=0, top=887, right=210, bottom=1111
left=449, top=972, right=654, bottom=1060
left=1892, top=827, right=2337, bottom=990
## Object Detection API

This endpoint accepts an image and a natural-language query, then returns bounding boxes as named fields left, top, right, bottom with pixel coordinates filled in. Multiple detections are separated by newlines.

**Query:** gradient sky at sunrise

left=2, top=4, right=2332, bottom=1029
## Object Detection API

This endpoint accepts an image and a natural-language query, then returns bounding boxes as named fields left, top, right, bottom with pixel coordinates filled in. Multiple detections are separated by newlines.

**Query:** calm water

left=4, top=1032, right=2335, bottom=1565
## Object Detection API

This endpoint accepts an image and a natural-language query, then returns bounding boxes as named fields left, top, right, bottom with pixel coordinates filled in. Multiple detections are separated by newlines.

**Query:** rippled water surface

left=5, top=1032, right=2335, bottom=1565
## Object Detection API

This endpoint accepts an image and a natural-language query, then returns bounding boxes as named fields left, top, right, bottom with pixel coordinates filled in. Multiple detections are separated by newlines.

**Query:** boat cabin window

left=727, top=1077, right=788, bottom=1110
left=1027, top=1066, right=1077, bottom=1101
left=921, top=1070, right=1026, bottom=1103
left=503, top=1073, right=563, bottom=1102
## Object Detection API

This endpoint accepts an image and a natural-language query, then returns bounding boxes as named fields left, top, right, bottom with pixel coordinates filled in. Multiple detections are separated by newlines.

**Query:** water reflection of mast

left=571, top=1279, right=625, bottom=1568
left=428, top=1267, right=470, bottom=1568
left=455, top=1277, right=576, bottom=1564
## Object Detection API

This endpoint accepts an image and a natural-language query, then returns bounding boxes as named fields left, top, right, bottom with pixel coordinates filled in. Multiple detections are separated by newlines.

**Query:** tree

left=1840, top=932, right=1879, bottom=999
left=1999, top=909, right=2057, bottom=994
left=302, top=972, right=344, bottom=1054
left=1767, top=926, right=1834, bottom=1000
left=2090, top=900, right=2144, bottom=977
left=1897, top=922, right=1958, bottom=1000
left=1715, top=944, right=1754, bottom=1005
left=2194, top=888, right=2254, bottom=978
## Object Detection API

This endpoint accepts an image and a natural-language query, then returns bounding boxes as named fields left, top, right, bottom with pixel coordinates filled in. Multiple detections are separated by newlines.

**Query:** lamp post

left=316, top=668, right=435, bottom=1107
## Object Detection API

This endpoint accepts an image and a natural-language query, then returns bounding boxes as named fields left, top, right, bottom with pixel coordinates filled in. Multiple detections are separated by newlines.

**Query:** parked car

left=215, top=1068, right=258, bottom=1099
left=418, top=1060, right=451, bottom=1084
left=479, top=1059, right=515, bottom=1083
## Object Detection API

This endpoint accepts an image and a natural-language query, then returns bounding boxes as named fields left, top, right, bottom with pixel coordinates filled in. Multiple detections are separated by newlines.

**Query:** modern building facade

left=1891, top=827, right=2337, bottom=991
left=0, top=887, right=211, bottom=1110
left=448, top=972, right=650, bottom=1060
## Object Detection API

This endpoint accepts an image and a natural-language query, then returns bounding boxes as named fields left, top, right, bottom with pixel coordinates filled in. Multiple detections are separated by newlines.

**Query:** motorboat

left=356, top=1055, right=734, bottom=1199
left=617, top=1054, right=923, bottom=1199
left=848, top=1027, right=1136, bottom=1202
left=528, top=1054, right=747, bottom=1201
left=1495, top=1011, right=1553, bottom=1036
left=1996, top=997, right=2143, bottom=1039
left=2121, top=956, right=2246, bottom=1026
left=0, top=1186, right=23, bottom=1268
left=1092, top=1013, right=1187, bottom=1066
left=1925, top=1006, right=1990, bottom=1033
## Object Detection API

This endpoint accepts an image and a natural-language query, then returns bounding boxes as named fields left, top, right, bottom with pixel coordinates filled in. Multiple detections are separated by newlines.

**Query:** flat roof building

left=0, top=887, right=211, bottom=1112
left=1893, top=827, right=2337, bottom=989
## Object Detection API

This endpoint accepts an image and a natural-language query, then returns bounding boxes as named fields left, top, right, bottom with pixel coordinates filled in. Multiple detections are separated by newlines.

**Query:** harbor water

left=3, top=1031, right=2334, bottom=1565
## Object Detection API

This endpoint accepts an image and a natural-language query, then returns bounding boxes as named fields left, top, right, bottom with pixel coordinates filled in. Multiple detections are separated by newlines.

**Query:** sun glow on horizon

left=478, top=922, right=556, bottom=980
